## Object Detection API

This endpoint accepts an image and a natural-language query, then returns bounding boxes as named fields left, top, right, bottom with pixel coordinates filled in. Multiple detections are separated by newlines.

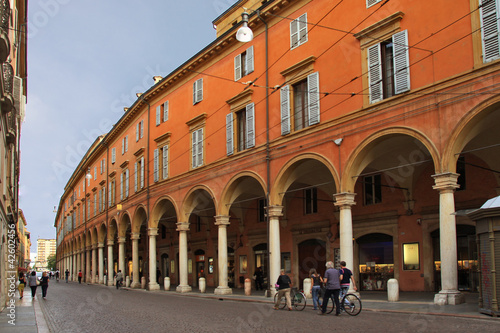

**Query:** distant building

left=36, top=239, right=56, bottom=270
left=16, top=209, right=31, bottom=269
left=0, top=0, right=28, bottom=311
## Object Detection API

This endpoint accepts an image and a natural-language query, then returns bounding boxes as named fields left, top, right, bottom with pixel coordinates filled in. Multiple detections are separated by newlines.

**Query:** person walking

left=273, top=269, right=292, bottom=311
left=18, top=272, right=26, bottom=299
left=78, top=270, right=83, bottom=284
left=339, top=260, right=357, bottom=310
left=319, top=261, right=342, bottom=316
left=28, top=271, right=38, bottom=299
left=55, top=270, right=59, bottom=282
left=254, top=267, right=264, bottom=291
left=309, top=268, right=323, bottom=310
left=65, top=269, right=70, bottom=283
left=40, top=272, right=49, bottom=299
left=115, top=270, right=124, bottom=289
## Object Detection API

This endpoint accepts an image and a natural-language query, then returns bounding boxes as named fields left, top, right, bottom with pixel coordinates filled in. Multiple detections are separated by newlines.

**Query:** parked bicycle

left=274, top=287, right=307, bottom=311
left=321, top=291, right=362, bottom=315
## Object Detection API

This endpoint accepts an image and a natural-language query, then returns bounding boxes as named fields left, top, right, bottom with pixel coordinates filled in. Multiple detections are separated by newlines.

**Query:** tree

left=47, top=254, right=56, bottom=271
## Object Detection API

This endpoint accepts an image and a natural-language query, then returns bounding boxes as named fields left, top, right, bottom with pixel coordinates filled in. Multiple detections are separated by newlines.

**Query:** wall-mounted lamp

left=85, top=168, right=92, bottom=180
left=416, top=218, right=422, bottom=225
left=334, top=138, right=343, bottom=146
left=236, top=11, right=253, bottom=42
left=136, top=93, right=143, bottom=98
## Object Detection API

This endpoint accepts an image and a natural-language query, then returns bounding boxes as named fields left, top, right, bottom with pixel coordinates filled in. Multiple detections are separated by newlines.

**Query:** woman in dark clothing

left=40, top=272, right=49, bottom=299
left=28, top=271, right=37, bottom=299
left=309, top=268, right=323, bottom=310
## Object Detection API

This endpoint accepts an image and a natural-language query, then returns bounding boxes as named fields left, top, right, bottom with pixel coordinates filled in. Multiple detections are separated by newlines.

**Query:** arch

left=151, top=195, right=179, bottom=229
left=97, top=222, right=107, bottom=244
left=118, top=211, right=132, bottom=238
left=443, top=94, right=500, bottom=171
left=218, top=171, right=267, bottom=216
left=180, top=184, right=217, bottom=219
left=132, top=205, right=148, bottom=234
left=271, top=153, right=339, bottom=206
left=342, top=127, right=440, bottom=193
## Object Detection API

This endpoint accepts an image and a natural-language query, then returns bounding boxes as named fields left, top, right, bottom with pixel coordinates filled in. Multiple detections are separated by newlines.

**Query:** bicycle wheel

left=273, top=292, right=287, bottom=309
left=293, top=292, right=306, bottom=311
left=322, top=295, right=335, bottom=314
left=342, top=293, right=361, bottom=316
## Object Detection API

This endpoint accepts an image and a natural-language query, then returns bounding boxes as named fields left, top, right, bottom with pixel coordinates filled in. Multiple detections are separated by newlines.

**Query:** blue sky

left=20, top=0, right=239, bottom=254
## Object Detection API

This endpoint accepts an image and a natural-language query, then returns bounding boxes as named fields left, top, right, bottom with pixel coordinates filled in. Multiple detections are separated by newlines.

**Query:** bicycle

left=116, top=279, right=123, bottom=289
left=274, top=287, right=307, bottom=311
left=321, top=291, right=362, bottom=315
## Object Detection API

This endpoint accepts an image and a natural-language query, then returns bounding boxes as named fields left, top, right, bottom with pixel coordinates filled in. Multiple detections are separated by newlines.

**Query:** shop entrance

left=432, top=225, right=478, bottom=292
left=194, top=249, right=205, bottom=287
left=357, top=233, right=394, bottom=291
left=253, top=243, right=268, bottom=289
left=298, top=239, right=326, bottom=289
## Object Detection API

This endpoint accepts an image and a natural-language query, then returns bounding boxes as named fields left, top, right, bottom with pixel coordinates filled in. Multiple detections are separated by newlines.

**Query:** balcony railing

left=0, top=0, right=9, bottom=63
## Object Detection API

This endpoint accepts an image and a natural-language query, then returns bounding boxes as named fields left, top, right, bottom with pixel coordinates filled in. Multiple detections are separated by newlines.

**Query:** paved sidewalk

left=0, top=283, right=497, bottom=332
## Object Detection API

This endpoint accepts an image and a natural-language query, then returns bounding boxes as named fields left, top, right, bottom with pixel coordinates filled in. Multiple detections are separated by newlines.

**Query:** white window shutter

left=108, top=183, right=112, bottom=207
left=234, top=53, right=242, bottom=81
left=111, top=148, right=116, bottom=164
left=103, top=158, right=106, bottom=173
left=192, top=131, right=197, bottom=167
left=140, top=157, right=144, bottom=189
left=125, top=169, right=129, bottom=197
left=246, top=103, right=255, bottom=148
left=226, top=113, right=234, bottom=156
left=197, top=129, right=203, bottom=167
left=193, top=79, right=203, bottom=104
left=367, top=43, right=383, bottom=103
left=298, top=13, right=308, bottom=45
left=120, top=173, right=124, bottom=201
left=140, top=121, right=144, bottom=138
left=162, top=145, right=168, bottom=179
left=102, top=186, right=106, bottom=211
left=125, top=136, right=128, bottom=152
left=163, top=101, right=169, bottom=122
left=122, top=138, right=125, bottom=154
left=307, top=72, right=320, bottom=126
left=154, top=149, right=159, bottom=182
left=280, top=85, right=291, bottom=135
left=246, top=46, right=254, bottom=75
left=480, top=0, right=500, bottom=62
left=290, top=17, right=299, bottom=48
left=136, top=123, right=139, bottom=142
left=392, top=30, right=410, bottom=95
left=134, top=162, right=138, bottom=192
left=156, top=105, right=161, bottom=126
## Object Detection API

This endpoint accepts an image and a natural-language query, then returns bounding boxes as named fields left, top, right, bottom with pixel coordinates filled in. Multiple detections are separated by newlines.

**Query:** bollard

left=125, top=276, right=130, bottom=287
left=199, top=277, right=206, bottom=293
left=303, top=278, right=312, bottom=298
left=141, top=276, right=147, bottom=289
left=113, top=277, right=116, bottom=286
left=95, top=275, right=98, bottom=284
left=244, top=278, right=252, bottom=296
left=164, top=277, right=170, bottom=291
left=387, top=278, right=399, bottom=302
left=104, top=275, right=107, bottom=285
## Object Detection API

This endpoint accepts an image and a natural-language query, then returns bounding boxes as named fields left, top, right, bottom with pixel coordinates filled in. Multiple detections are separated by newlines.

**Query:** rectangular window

left=156, top=105, right=161, bottom=126
left=156, top=102, right=169, bottom=125
left=136, top=121, right=144, bottom=141
left=227, top=103, right=255, bottom=155
left=364, top=174, right=382, bottom=205
left=94, top=167, right=97, bottom=180
left=290, top=13, right=308, bottom=49
left=403, top=243, right=420, bottom=270
left=162, top=145, right=169, bottom=180
left=111, top=148, right=116, bottom=164
left=154, top=149, right=159, bottom=182
left=304, top=188, right=318, bottom=214
left=234, top=46, right=254, bottom=81
left=122, top=136, right=128, bottom=154
left=480, top=0, right=500, bottom=62
left=367, top=30, right=410, bottom=103
left=93, top=193, right=97, bottom=216
left=163, top=101, right=169, bottom=122
left=193, top=78, right=203, bottom=104
left=280, top=72, right=320, bottom=135
left=192, top=128, right=204, bottom=168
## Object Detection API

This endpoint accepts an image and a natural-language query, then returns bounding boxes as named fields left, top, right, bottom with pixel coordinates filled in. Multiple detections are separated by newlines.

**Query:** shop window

left=364, top=174, right=382, bottom=205
left=402, top=243, right=420, bottom=270
left=304, top=187, right=318, bottom=214
left=239, top=255, right=247, bottom=274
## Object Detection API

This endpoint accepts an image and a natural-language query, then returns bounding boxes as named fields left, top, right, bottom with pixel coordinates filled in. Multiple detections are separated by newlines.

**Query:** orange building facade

left=55, top=0, right=500, bottom=305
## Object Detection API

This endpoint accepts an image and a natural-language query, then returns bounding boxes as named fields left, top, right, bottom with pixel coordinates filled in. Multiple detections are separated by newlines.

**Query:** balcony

left=0, top=0, right=10, bottom=63
left=1, top=61, right=13, bottom=113
left=5, top=109, right=16, bottom=145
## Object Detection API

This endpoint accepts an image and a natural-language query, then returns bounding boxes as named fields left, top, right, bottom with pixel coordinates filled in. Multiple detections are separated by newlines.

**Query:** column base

left=98, top=278, right=104, bottom=285
left=148, top=282, right=160, bottom=291
left=107, top=281, right=114, bottom=287
left=214, top=286, right=232, bottom=295
left=130, top=281, right=142, bottom=289
left=434, top=290, right=465, bottom=305
left=176, top=285, right=192, bottom=293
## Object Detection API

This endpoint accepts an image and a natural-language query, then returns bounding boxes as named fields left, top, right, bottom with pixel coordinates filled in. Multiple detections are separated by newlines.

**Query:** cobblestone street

left=30, top=282, right=500, bottom=333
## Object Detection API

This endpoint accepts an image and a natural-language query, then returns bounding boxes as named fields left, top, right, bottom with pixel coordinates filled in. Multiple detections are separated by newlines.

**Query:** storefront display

left=359, top=263, right=394, bottom=290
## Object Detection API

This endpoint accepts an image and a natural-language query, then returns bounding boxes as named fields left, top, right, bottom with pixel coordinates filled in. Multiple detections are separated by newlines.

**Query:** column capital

left=107, top=239, right=114, bottom=246
left=176, top=221, right=190, bottom=232
left=432, top=173, right=460, bottom=192
left=333, top=192, right=356, bottom=207
left=92, top=243, right=98, bottom=250
left=267, top=205, right=283, bottom=218
left=118, top=236, right=126, bottom=243
left=131, top=232, right=140, bottom=241
left=148, top=227, right=159, bottom=236
left=214, top=215, right=230, bottom=226
left=97, top=242, right=105, bottom=248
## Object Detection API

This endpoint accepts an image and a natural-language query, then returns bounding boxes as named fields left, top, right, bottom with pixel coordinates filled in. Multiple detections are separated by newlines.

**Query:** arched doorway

left=431, top=225, right=478, bottom=292
left=253, top=243, right=268, bottom=288
left=298, top=239, right=326, bottom=289
left=357, top=233, right=394, bottom=291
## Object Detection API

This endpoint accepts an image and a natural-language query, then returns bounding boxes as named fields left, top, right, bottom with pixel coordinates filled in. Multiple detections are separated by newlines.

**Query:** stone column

left=432, top=173, right=465, bottom=305
left=71, top=252, right=75, bottom=281
left=214, top=216, right=232, bottom=295
left=148, top=228, right=160, bottom=290
left=80, top=250, right=85, bottom=281
left=176, top=222, right=192, bottom=293
left=86, top=246, right=91, bottom=283
left=334, top=192, right=356, bottom=280
left=268, top=205, right=283, bottom=295
left=130, top=233, right=141, bottom=288
left=107, top=239, right=114, bottom=286
left=98, top=242, right=105, bottom=284
left=91, top=244, right=97, bottom=283
left=118, top=236, right=126, bottom=276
